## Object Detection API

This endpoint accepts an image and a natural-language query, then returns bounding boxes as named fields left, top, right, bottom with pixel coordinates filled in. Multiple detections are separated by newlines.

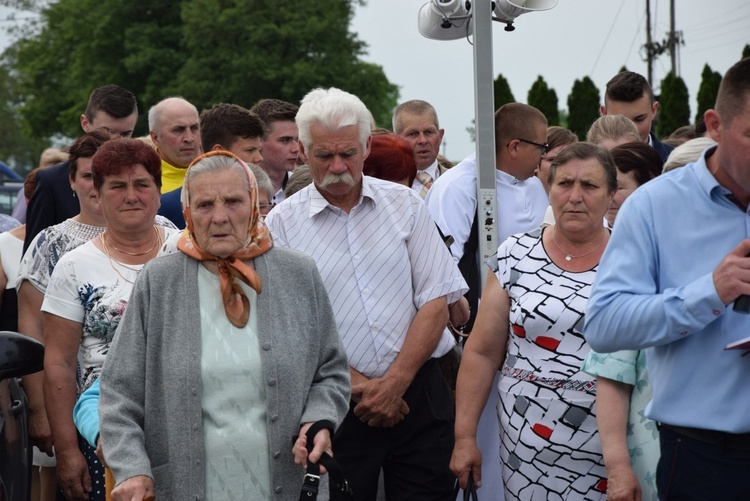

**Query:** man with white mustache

left=265, top=87, right=467, bottom=500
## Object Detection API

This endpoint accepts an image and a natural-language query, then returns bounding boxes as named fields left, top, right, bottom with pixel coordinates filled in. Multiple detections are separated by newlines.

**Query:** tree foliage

left=0, top=62, right=48, bottom=173
left=566, top=76, right=600, bottom=141
left=657, top=71, right=690, bottom=138
left=1, top=0, right=399, bottom=141
left=493, top=72, right=515, bottom=109
left=743, top=44, right=750, bottom=59
left=695, top=64, right=721, bottom=122
left=527, top=76, right=559, bottom=126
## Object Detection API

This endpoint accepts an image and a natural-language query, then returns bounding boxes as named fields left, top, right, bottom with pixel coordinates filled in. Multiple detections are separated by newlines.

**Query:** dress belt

left=500, top=365, right=597, bottom=394
left=661, top=423, right=750, bottom=451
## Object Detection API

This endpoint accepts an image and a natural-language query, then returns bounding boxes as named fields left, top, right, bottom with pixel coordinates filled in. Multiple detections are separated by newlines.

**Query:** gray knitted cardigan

left=99, top=247, right=351, bottom=501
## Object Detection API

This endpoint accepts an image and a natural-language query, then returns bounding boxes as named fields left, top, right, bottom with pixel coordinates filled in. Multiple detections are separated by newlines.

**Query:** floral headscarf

left=177, top=150, right=273, bottom=327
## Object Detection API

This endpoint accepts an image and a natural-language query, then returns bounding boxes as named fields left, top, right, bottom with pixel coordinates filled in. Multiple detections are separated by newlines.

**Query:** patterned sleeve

left=157, top=230, right=182, bottom=257
left=155, top=214, right=178, bottom=230
left=580, top=349, right=639, bottom=386
left=16, top=229, right=51, bottom=293
left=494, top=233, right=523, bottom=290
left=41, top=252, right=84, bottom=324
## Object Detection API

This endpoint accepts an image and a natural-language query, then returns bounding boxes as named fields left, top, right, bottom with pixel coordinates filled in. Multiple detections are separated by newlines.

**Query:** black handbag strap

left=299, top=421, right=355, bottom=501
left=453, top=475, right=479, bottom=501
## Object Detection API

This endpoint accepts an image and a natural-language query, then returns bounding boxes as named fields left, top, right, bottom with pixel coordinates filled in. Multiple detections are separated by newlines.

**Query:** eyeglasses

left=509, top=138, right=549, bottom=156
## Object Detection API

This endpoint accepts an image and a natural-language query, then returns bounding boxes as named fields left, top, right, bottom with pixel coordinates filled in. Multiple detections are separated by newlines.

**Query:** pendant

left=565, top=254, right=572, bottom=261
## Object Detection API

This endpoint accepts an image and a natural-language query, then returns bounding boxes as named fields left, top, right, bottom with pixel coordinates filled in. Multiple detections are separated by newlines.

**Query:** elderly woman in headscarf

left=97, top=150, right=350, bottom=501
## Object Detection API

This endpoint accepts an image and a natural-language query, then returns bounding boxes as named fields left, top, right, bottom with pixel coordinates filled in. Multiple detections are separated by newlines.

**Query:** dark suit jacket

left=24, top=160, right=78, bottom=252
left=158, top=187, right=185, bottom=229
left=436, top=162, right=449, bottom=177
left=651, top=132, right=675, bottom=163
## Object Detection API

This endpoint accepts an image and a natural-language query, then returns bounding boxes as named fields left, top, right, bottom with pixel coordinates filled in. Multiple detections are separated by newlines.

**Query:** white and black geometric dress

left=494, top=228, right=606, bottom=500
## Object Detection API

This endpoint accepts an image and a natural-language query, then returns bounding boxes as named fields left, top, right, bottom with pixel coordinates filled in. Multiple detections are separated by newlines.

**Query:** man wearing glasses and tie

left=392, top=99, right=447, bottom=199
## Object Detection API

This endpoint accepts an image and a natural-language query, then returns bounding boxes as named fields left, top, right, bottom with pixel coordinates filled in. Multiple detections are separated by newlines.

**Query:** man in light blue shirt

left=584, top=56, right=750, bottom=499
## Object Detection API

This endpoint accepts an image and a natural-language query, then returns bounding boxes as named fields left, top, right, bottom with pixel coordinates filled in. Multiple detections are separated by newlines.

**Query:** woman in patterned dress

left=451, top=143, right=617, bottom=500
left=41, top=139, right=178, bottom=501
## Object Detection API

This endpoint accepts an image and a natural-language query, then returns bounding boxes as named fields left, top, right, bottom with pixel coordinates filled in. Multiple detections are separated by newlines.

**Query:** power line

left=623, top=6, right=645, bottom=69
left=683, top=36, right=750, bottom=55
left=689, top=26, right=750, bottom=45
left=683, top=14, right=750, bottom=35
left=682, top=3, right=750, bottom=31
left=590, top=0, right=627, bottom=76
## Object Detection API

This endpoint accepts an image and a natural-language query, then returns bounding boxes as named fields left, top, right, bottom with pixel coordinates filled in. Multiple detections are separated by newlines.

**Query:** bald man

left=148, top=97, right=202, bottom=193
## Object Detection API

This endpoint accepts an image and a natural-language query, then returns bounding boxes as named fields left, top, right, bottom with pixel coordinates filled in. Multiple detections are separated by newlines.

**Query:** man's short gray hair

left=392, top=100, right=439, bottom=134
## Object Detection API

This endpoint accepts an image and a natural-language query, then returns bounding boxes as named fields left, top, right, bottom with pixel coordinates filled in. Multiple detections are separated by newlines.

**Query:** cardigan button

left=275, top=486, right=283, bottom=494
left=262, top=342, right=272, bottom=351
left=270, top=414, right=278, bottom=423
left=268, top=379, right=277, bottom=387
left=273, top=451, right=281, bottom=459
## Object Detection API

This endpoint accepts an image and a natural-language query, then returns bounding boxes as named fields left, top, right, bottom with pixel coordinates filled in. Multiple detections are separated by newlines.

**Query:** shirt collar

left=495, top=167, right=529, bottom=185
left=693, top=145, right=729, bottom=198
left=307, top=175, right=376, bottom=218
left=161, top=157, right=178, bottom=170
left=420, top=160, right=440, bottom=180
left=694, top=145, right=748, bottom=211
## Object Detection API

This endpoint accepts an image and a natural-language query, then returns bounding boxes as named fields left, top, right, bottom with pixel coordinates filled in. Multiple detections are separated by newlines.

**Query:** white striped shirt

left=265, top=176, right=467, bottom=378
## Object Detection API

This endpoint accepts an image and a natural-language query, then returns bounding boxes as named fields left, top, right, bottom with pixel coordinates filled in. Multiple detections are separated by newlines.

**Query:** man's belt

left=662, top=423, right=750, bottom=451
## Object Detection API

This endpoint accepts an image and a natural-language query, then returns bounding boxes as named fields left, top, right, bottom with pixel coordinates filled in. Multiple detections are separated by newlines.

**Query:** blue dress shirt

left=583, top=146, right=750, bottom=433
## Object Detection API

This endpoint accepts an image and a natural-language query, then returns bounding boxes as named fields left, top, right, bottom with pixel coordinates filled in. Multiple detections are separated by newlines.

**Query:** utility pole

left=669, top=0, right=676, bottom=74
left=645, top=0, right=653, bottom=85
left=642, top=0, right=683, bottom=83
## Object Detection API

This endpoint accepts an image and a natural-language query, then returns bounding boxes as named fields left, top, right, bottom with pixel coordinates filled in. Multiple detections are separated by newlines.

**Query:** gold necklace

left=552, top=226, right=607, bottom=261
left=102, top=226, right=160, bottom=256
left=100, top=226, right=162, bottom=284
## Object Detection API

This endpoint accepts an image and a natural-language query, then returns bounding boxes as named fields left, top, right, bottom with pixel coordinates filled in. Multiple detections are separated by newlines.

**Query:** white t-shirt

left=42, top=227, right=178, bottom=391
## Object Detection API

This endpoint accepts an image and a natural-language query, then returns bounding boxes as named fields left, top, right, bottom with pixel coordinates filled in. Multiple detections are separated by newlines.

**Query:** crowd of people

left=0, top=56, right=748, bottom=501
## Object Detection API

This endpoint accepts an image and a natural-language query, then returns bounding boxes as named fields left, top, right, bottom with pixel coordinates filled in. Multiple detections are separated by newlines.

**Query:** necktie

left=416, top=171, right=433, bottom=199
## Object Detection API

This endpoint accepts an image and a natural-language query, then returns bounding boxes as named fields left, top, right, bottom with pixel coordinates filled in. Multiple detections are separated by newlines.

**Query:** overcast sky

left=351, top=0, right=750, bottom=160
left=1, top=1, right=748, bottom=161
